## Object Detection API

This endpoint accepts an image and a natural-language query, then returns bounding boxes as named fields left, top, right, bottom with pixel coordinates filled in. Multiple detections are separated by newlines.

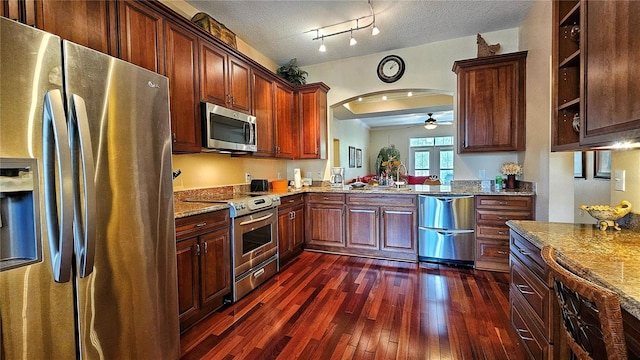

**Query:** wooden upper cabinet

left=581, top=0, right=640, bottom=146
left=275, top=83, right=296, bottom=158
left=35, top=0, right=116, bottom=55
left=199, top=42, right=251, bottom=113
left=200, top=41, right=228, bottom=106
left=453, top=51, right=527, bottom=153
left=228, top=55, right=252, bottom=113
left=117, top=0, right=164, bottom=74
left=165, top=22, right=201, bottom=153
left=297, top=83, right=329, bottom=159
left=252, top=69, right=275, bottom=157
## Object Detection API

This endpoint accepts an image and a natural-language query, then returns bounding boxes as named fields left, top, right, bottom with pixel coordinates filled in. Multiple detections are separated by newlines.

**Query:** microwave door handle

left=69, top=94, right=97, bottom=278
left=43, top=90, right=74, bottom=283
left=247, top=122, right=255, bottom=145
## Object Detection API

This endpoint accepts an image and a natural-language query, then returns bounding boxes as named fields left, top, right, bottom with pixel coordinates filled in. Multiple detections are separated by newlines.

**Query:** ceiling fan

left=424, top=113, right=438, bottom=129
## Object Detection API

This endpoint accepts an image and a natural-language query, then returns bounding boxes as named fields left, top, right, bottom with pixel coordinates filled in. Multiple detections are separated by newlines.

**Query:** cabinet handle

left=499, top=201, right=508, bottom=205
left=323, top=197, right=330, bottom=200
left=172, top=132, right=176, bottom=143
left=518, top=248, right=530, bottom=256
left=517, top=284, right=534, bottom=295
left=288, top=199, right=295, bottom=203
left=516, top=328, right=534, bottom=341
left=195, top=222, right=207, bottom=228
left=290, top=211, right=295, bottom=219
left=497, top=250, right=507, bottom=255
left=203, top=242, right=208, bottom=254
left=498, top=231, right=507, bottom=235
left=498, top=216, right=508, bottom=220
left=195, top=244, right=201, bottom=256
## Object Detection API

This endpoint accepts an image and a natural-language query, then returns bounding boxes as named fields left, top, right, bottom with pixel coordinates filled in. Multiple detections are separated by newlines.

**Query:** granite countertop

left=507, top=220, right=640, bottom=320
left=174, top=183, right=535, bottom=219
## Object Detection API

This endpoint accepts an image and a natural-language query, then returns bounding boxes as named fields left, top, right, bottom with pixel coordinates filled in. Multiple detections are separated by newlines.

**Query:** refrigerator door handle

left=43, top=90, right=74, bottom=283
left=69, top=94, right=97, bottom=278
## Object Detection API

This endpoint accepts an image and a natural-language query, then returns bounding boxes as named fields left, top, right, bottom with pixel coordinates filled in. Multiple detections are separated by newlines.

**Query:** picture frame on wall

left=356, top=149, right=362, bottom=168
left=594, top=150, right=611, bottom=179
left=348, top=146, right=355, bottom=168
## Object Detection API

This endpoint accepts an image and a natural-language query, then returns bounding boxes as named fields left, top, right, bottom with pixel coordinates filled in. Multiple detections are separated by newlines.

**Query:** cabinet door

left=292, top=205, right=305, bottom=248
left=37, top=0, right=116, bottom=55
left=277, top=209, right=293, bottom=259
left=2, top=0, right=36, bottom=26
left=380, top=206, right=417, bottom=253
left=200, top=228, right=231, bottom=309
left=306, top=204, right=345, bottom=247
left=346, top=206, right=379, bottom=249
left=581, top=0, right=640, bottom=145
left=454, top=52, right=526, bottom=153
left=275, top=83, right=296, bottom=158
left=176, top=237, right=200, bottom=322
left=165, top=23, right=201, bottom=153
left=252, top=70, right=275, bottom=157
left=199, top=41, right=228, bottom=106
left=298, top=88, right=320, bottom=159
left=118, top=0, right=164, bottom=73
left=228, top=55, right=252, bottom=113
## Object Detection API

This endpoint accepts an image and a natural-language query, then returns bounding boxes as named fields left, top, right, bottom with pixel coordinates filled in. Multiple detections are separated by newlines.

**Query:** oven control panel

left=231, top=196, right=281, bottom=217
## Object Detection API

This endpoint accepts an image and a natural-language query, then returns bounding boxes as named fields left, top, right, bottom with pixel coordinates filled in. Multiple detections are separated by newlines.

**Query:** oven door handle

left=239, top=213, right=274, bottom=226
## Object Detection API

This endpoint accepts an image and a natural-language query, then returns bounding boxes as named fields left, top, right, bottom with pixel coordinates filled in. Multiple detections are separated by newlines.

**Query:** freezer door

left=419, top=195, right=475, bottom=230
left=62, top=42, right=179, bottom=358
left=418, top=228, right=475, bottom=263
left=0, top=18, right=77, bottom=359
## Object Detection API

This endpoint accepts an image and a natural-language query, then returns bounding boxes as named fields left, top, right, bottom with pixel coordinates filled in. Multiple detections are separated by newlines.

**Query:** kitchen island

left=507, top=220, right=640, bottom=358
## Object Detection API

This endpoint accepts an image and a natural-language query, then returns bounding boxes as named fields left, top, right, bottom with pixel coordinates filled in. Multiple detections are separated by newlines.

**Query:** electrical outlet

left=245, top=173, right=251, bottom=183
left=317, top=171, right=322, bottom=180
left=614, top=170, right=626, bottom=191
left=479, top=169, right=486, bottom=179
left=277, top=172, right=281, bottom=179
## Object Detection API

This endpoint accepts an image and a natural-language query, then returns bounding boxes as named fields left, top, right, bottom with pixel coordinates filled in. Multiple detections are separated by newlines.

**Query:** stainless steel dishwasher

left=418, top=194, right=475, bottom=266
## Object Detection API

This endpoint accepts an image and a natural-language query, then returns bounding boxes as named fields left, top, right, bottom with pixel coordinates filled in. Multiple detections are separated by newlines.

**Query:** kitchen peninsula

left=507, top=220, right=640, bottom=358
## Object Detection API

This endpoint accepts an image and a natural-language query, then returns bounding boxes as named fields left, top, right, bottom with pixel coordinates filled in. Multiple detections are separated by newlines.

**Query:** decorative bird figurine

left=477, top=33, right=501, bottom=57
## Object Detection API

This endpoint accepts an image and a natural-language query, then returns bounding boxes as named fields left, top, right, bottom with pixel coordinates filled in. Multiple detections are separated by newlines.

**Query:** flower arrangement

left=501, top=162, right=523, bottom=176
left=375, top=145, right=402, bottom=178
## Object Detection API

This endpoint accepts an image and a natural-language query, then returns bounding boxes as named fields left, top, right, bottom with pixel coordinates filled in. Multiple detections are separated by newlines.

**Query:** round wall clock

left=377, top=55, right=405, bottom=83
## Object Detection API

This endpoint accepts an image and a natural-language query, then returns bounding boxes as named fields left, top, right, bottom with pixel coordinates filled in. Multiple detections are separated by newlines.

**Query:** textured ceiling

left=185, top=0, right=535, bottom=67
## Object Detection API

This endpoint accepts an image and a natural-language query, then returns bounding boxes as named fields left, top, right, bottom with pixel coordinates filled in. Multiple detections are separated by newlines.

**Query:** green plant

left=277, top=58, right=308, bottom=85
left=375, top=145, right=401, bottom=177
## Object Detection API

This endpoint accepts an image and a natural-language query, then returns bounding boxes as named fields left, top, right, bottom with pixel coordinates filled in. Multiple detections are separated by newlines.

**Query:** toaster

left=250, top=179, right=269, bottom=192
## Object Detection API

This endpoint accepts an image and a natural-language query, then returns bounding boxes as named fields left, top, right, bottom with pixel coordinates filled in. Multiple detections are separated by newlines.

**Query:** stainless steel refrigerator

left=0, top=18, right=179, bottom=359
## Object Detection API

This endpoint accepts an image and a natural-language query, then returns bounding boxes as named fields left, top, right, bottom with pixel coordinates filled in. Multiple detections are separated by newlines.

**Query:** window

left=410, top=136, right=454, bottom=184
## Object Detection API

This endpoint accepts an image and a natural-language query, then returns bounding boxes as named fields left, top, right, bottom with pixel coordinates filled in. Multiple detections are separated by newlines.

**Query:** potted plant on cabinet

left=277, top=58, right=308, bottom=85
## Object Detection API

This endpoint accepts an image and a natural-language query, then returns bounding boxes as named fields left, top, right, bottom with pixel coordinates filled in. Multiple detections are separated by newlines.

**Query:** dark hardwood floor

left=180, top=251, right=527, bottom=360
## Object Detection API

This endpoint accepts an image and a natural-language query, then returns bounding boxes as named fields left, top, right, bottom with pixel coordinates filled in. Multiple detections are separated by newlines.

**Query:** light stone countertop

left=507, top=220, right=640, bottom=320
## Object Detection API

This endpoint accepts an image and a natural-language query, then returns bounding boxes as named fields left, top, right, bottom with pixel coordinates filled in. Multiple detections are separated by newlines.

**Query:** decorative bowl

left=580, top=200, right=632, bottom=231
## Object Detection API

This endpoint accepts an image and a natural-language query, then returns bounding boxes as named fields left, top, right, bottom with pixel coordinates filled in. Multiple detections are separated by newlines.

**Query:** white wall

left=292, top=28, right=522, bottom=183
left=610, top=149, right=640, bottom=214
left=332, top=119, right=371, bottom=181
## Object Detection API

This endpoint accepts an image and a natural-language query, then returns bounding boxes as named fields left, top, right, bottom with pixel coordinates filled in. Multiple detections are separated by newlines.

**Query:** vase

left=506, top=175, right=516, bottom=189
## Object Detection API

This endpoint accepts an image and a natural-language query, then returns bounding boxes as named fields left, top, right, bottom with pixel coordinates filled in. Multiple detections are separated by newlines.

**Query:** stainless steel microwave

left=202, top=102, right=257, bottom=152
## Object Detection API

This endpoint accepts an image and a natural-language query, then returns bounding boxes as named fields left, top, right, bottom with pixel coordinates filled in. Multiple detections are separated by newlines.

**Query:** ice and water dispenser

left=0, top=158, right=41, bottom=271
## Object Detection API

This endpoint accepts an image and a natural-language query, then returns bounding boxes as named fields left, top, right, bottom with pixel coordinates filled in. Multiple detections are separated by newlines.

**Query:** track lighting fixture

left=309, top=0, right=379, bottom=52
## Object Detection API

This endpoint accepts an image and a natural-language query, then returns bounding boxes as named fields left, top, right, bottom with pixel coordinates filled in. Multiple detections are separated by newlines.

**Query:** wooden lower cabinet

left=305, top=193, right=345, bottom=248
left=175, top=210, right=231, bottom=333
left=306, top=193, right=417, bottom=262
left=475, top=195, right=534, bottom=272
left=278, top=194, right=305, bottom=265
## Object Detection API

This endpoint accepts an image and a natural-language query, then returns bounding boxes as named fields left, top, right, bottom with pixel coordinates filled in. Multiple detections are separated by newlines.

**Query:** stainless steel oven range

left=184, top=194, right=281, bottom=302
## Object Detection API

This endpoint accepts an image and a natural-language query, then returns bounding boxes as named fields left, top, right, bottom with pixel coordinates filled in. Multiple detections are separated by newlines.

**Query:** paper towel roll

left=294, top=168, right=301, bottom=189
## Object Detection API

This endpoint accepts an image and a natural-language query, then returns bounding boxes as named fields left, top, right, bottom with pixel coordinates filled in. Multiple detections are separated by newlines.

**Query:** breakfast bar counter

left=507, top=220, right=640, bottom=319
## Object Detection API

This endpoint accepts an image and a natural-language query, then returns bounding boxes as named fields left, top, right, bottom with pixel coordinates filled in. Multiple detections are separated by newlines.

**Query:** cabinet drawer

left=477, top=239, right=509, bottom=261
left=475, top=239, right=509, bottom=272
left=476, top=196, right=533, bottom=211
left=511, top=293, right=552, bottom=360
left=306, top=193, right=345, bottom=204
left=279, top=194, right=305, bottom=208
left=476, top=224, right=510, bottom=240
left=511, top=255, right=553, bottom=341
left=346, top=194, right=416, bottom=206
left=176, top=210, right=230, bottom=240
left=476, top=209, right=533, bottom=224
left=510, top=231, right=551, bottom=286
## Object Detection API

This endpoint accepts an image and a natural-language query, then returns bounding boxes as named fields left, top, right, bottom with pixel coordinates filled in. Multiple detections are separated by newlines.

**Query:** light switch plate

left=614, top=170, right=625, bottom=191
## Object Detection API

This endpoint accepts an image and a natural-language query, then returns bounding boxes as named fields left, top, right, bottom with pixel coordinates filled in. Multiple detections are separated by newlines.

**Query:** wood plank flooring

left=180, top=251, right=527, bottom=360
